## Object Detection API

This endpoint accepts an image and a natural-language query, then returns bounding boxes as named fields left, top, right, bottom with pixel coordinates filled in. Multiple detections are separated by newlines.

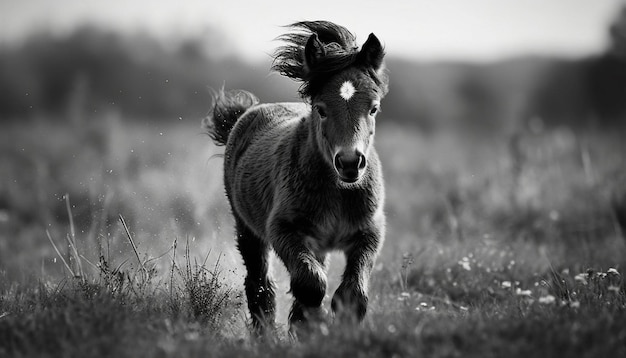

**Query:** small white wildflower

left=574, top=273, right=588, bottom=285
left=0, top=210, right=9, bottom=223
left=459, top=257, right=471, bottom=271
left=515, top=288, right=532, bottom=297
left=502, top=281, right=512, bottom=289
left=184, top=331, right=200, bottom=341
left=549, top=210, right=560, bottom=221
left=319, top=323, right=329, bottom=336
left=420, top=302, right=428, bottom=307
left=607, top=268, right=620, bottom=276
left=608, top=285, right=620, bottom=293
left=538, top=295, right=556, bottom=304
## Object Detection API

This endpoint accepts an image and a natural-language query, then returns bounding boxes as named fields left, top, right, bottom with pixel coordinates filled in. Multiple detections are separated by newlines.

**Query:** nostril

left=357, top=154, right=366, bottom=170
left=334, top=154, right=344, bottom=169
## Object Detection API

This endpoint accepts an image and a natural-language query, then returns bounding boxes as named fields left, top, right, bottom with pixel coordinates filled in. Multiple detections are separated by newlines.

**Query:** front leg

left=268, top=217, right=328, bottom=329
left=332, top=225, right=383, bottom=322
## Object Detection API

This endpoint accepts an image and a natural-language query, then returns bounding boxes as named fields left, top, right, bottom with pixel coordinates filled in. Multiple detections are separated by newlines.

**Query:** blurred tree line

left=384, top=5, right=626, bottom=131
left=0, top=26, right=298, bottom=122
left=1, top=7, right=625, bottom=130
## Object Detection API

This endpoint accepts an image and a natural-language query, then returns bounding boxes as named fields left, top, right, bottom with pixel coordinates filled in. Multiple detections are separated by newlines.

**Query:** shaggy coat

left=204, top=21, right=388, bottom=334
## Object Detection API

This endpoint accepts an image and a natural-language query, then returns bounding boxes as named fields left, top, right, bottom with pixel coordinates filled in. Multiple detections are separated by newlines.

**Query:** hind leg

left=236, top=219, right=276, bottom=334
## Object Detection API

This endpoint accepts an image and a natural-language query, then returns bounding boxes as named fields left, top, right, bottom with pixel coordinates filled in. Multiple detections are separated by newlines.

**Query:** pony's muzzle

left=334, top=150, right=367, bottom=183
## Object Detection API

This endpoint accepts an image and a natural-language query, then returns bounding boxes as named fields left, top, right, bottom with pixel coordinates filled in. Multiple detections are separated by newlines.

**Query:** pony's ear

left=304, top=34, right=325, bottom=74
left=357, top=33, right=385, bottom=71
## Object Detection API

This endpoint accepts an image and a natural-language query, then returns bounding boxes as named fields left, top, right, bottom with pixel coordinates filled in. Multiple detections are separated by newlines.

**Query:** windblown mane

left=272, top=21, right=363, bottom=98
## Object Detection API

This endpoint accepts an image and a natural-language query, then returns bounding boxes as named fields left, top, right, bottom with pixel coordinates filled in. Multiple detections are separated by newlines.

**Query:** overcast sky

left=1, top=0, right=624, bottom=61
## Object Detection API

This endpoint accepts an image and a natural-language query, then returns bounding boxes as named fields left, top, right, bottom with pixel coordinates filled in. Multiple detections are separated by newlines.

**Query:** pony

left=203, top=21, right=389, bottom=334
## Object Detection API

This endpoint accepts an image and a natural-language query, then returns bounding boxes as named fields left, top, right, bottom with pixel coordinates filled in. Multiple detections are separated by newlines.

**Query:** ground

left=1, top=115, right=625, bottom=357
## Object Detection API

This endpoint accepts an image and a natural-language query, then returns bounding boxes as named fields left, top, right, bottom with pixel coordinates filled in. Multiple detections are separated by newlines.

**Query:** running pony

left=204, top=21, right=388, bottom=334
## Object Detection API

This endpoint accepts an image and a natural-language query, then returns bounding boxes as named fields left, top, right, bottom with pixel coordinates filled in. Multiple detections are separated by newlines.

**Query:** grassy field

left=1, top=114, right=626, bottom=357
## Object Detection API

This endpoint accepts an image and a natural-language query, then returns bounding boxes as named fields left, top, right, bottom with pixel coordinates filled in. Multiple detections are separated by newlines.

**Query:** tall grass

left=0, top=204, right=243, bottom=357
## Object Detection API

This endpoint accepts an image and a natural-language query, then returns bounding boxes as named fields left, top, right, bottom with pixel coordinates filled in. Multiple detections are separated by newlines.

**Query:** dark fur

left=205, top=21, right=388, bottom=335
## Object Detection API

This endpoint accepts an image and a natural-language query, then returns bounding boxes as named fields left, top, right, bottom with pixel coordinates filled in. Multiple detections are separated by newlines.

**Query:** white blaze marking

left=339, top=81, right=356, bottom=101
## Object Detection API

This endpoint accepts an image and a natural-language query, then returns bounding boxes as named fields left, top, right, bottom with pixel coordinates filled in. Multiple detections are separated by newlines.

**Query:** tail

left=203, top=88, right=259, bottom=146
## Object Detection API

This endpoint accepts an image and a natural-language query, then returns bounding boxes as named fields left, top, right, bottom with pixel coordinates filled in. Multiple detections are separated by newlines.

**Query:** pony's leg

left=269, top=220, right=328, bottom=329
left=289, top=252, right=329, bottom=326
left=332, top=227, right=383, bottom=322
left=236, top=219, right=276, bottom=334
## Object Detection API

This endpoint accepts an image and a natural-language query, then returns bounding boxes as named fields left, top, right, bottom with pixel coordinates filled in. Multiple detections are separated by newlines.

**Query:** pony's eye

left=316, top=105, right=327, bottom=118
left=369, top=105, right=380, bottom=116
